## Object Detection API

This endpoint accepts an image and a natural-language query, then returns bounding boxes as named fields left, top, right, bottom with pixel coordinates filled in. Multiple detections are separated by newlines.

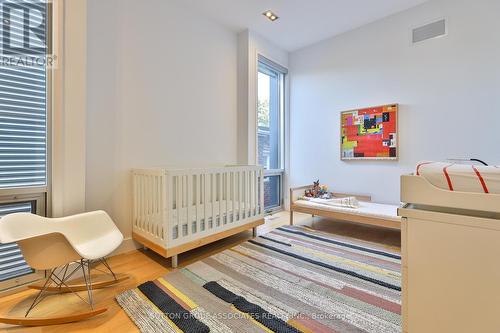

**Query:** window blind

left=0, top=201, right=34, bottom=281
left=0, top=0, right=47, bottom=189
left=0, top=1, right=48, bottom=284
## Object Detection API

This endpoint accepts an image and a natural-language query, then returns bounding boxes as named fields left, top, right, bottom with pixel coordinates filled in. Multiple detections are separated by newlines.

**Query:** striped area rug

left=117, top=225, right=401, bottom=333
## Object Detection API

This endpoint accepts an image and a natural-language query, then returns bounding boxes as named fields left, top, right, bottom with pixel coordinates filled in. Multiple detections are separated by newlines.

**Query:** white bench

left=289, top=185, right=401, bottom=230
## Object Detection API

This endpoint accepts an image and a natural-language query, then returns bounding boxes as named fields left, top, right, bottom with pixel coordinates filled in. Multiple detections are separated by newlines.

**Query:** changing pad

left=416, top=162, right=500, bottom=194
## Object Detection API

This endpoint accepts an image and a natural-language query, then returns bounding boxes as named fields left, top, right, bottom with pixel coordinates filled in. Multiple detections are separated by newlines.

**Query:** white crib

left=132, top=165, right=264, bottom=267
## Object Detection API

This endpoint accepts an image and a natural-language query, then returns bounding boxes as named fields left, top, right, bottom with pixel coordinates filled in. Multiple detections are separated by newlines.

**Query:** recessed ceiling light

left=263, top=10, right=279, bottom=22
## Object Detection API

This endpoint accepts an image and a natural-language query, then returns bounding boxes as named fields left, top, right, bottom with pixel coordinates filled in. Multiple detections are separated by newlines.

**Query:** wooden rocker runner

left=0, top=211, right=127, bottom=326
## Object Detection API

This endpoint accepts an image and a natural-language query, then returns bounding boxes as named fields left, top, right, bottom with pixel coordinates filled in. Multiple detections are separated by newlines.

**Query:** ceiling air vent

left=412, top=19, right=446, bottom=44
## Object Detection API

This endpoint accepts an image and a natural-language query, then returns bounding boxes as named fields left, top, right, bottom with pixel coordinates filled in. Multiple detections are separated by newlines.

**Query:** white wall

left=86, top=0, right=238, bottom=244
left=51, top=0, right=87, bottom=217
left=289, top=0, right=500, bottom=204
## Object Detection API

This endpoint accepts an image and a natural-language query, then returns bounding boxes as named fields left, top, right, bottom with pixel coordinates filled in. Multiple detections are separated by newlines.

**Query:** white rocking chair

left=0, top=210, right=127, bottom=326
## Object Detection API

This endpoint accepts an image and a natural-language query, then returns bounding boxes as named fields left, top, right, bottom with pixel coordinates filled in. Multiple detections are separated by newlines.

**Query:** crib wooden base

left=132, top=219, right=264, bottom=266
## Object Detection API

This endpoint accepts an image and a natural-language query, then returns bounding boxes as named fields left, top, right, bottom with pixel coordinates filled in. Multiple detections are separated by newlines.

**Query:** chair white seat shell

left=0, top=210, right=123, bottom=268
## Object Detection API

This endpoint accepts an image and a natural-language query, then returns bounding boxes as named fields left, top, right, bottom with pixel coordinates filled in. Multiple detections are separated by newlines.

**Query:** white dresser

left=399, top=175, right=500, bottom=333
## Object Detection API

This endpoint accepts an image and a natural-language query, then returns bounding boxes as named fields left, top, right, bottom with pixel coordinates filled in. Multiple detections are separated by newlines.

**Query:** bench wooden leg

left=171, top=255, right=178, bottom=268
left=252, top=227, right=257, bottom=238
left=290, top=210, right=294, bottom=225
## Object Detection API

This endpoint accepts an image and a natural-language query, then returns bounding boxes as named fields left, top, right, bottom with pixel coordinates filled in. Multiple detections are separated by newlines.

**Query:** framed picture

left=340, top=104, right=398, bottom=160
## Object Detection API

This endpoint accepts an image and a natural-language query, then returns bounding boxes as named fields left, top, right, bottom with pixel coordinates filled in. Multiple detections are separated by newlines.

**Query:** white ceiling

left=177, top=0, right=430, bottom=51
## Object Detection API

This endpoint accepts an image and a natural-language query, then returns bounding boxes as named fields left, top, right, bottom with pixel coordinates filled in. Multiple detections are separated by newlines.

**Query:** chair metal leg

left=99, top=257, right=117, bottom=280
left=54, top=262, right=81, bottom=286
left=25, top=268, right=55, bottom=317
left=25, top=264, right=89, bottom=317
left=81, top=259, right=94, bottom=310
left=48, top=262, right=90, bottom=301
left=57, top=264, right=69, bottom=290
left=87, top=261, right=93, bottom=309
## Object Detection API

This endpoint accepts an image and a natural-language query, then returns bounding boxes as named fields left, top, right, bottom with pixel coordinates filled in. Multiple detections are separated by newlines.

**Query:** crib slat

left=176, top=176, right=182, bottom=237
left=255, top=169, right=259, bottom=216
left=260, top=169, right=264, bottom=215
left=156, top=175, right=160, bottom=237
left=144, top=175, right=148, bottom=228
left=140, top=175, right=144, bottom=229
left=137, top=176, right=141, bottom=228
left=149, top=175, right=152, bottom=228
left=139, top=174, right=143, bottom=228
left=161, top=174, right=165, bottom=238
left=238, top=171, right=243, bottom=221
left=205, top=173, right=210, bottom=230
left=257, top=169, right=260, bottom=215
left=195, top=174, right=201, bottom=234
left=255, top=169, right=258, bottom=215
left=214, top=173, right=218, bottom=227
left=232, top=172, right=236, bottom=223
left=183, top=173, right=193, bottom=237
left=149, top=175, right=153, bottom=230
left=143, top=176, right=146, bottom=230
left=248, top=171, right=252, bottom=218
left=167, top=174, right=173, bottom=243
left=143, top=175, right=147, bottom=229
left=186, top=175, right=189, bottom=234
left=152, top=175, right=156, bottom=233
left=133, top=173, right=137, bottom=228
left=247, top=171, right=250, bottom=218
left=159, top=174, right=164, bottom=240
left=218, top=172, right=222, bottom=227
left=136, top=174, right=140, bottom=228
left=250, top=171, right=254, bottom=217
left=153, top=175, right=157, bottom=229
left=225, top=171, right=230, bottom=224
left=211, top=173, right=216, bottom=228
left=153, top=176, right=157, bottom=218
left=154, top=175, right=158, bottom=236
left=146, top=175, right=150, bottom=228
left=242, top=171, right=246, bottom=220
left=253, top=170, right=258, bottom=216
left=245, top=170, right=249, bottom=219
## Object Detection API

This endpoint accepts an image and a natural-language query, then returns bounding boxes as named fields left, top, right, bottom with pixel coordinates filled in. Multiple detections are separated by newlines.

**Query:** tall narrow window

left=257, top=56, right=286, bottom=213
left=0, top=0, right=50, bottom=290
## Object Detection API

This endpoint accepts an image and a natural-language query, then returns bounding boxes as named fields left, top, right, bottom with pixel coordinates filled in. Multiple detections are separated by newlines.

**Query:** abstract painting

left=341, top=104, right=398, bottom=160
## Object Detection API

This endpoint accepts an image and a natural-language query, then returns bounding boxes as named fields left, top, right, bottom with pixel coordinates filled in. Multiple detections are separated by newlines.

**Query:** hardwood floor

left=0, top=211, right=400, bottom=332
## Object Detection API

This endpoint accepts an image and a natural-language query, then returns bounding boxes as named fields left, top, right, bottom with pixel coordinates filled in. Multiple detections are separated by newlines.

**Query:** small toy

left=304, top=180, right=334, bottom=199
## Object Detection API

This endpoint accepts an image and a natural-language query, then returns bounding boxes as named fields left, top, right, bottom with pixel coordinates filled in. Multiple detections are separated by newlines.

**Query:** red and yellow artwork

left=341, top=104, right=398, bottom=160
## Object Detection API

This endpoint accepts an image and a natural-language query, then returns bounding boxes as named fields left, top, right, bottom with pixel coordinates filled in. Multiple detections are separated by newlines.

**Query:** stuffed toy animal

left=304, top=180, right=334, bottom=199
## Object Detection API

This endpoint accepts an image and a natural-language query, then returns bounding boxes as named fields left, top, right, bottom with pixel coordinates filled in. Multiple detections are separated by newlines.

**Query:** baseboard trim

left=111, top=237, right=141, bottom=256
